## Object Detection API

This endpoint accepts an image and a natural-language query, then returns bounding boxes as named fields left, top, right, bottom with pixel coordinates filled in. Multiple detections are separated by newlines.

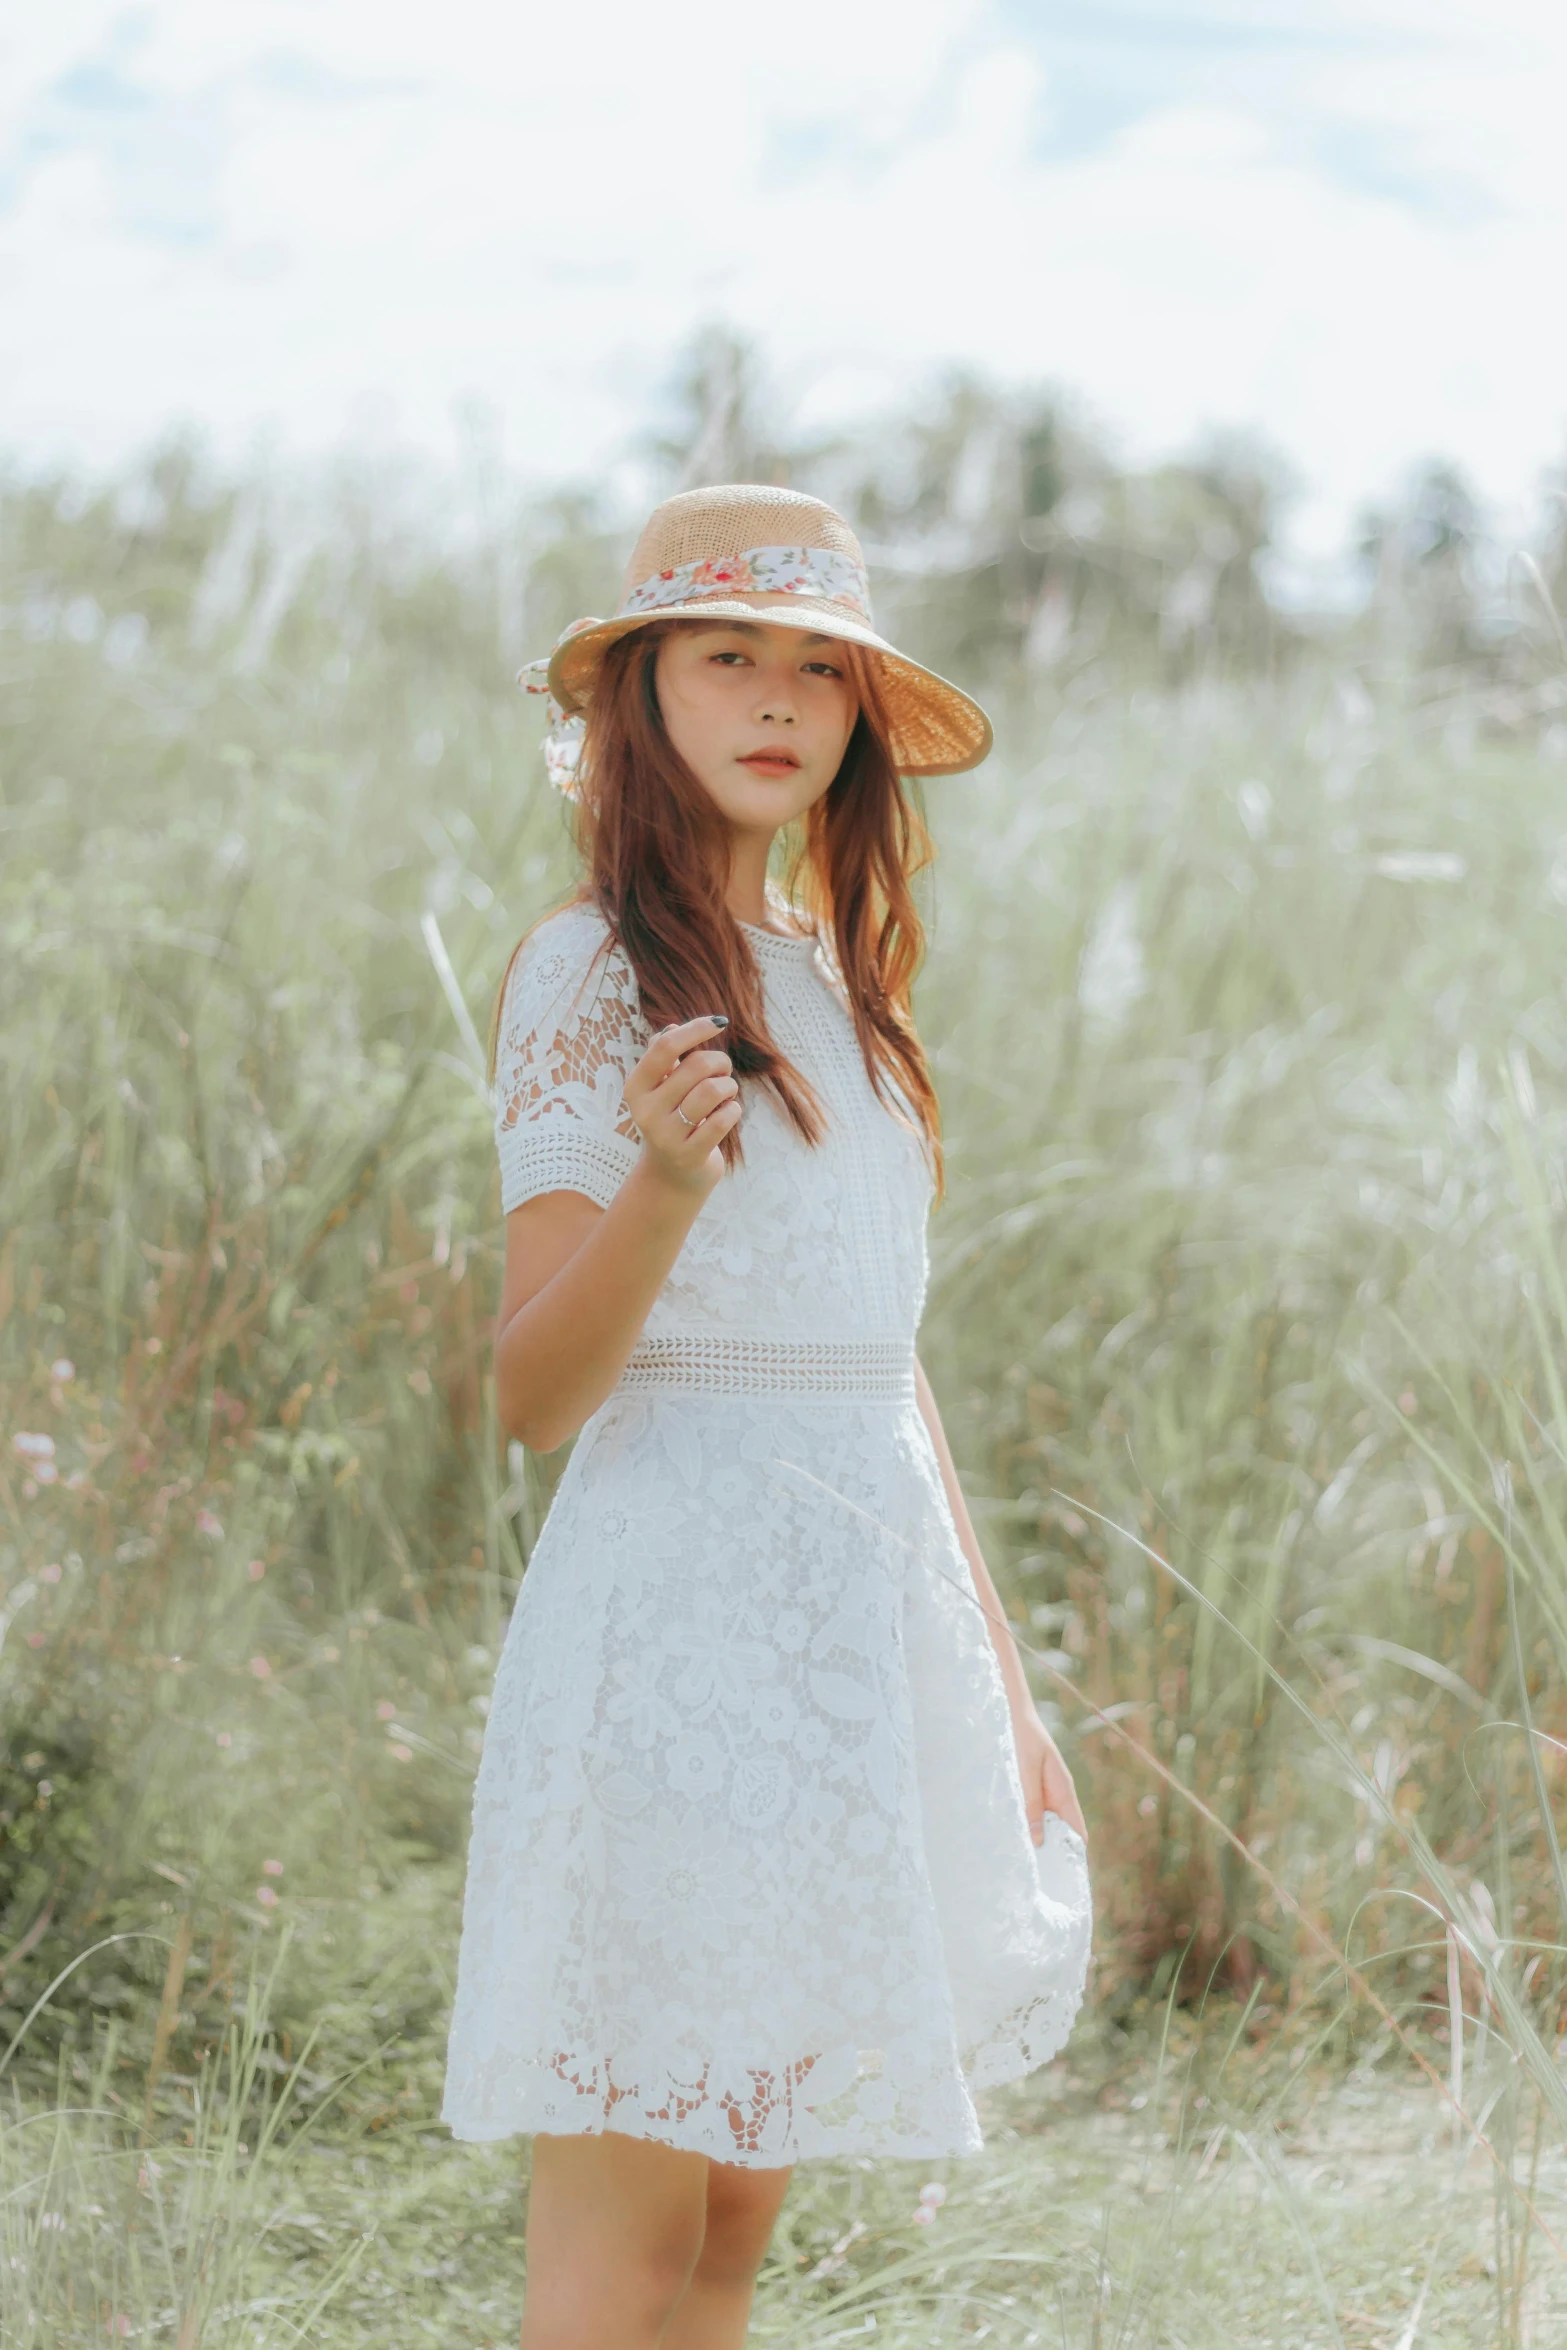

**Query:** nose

left=754, top=668, right=799, bottom=725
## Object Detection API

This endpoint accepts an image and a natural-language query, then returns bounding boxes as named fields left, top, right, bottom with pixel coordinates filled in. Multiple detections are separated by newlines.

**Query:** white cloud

left=0, top=0, right=1563, bottom=561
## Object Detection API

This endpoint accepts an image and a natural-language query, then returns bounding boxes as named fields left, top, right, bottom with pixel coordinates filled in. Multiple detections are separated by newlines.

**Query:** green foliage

left=1, top=443, right=574, bottom=2075
left=911, top=659, right=1567, bottom=2003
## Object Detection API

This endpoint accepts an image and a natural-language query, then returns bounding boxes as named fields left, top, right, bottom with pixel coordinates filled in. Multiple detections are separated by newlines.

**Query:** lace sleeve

left=493, top=904, right=648, bottom=1214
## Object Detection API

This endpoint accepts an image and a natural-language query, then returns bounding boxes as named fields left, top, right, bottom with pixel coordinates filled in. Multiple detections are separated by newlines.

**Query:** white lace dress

left=440, top=895, right=1091, bottom=2164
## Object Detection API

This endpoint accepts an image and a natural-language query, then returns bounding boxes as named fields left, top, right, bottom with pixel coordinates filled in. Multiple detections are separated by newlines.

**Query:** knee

left=619, top=2205, right=710, bottom=2322
left=696, top=2167, right=791, bottom=2291
left=633, top=2233, right=707, bottom=2325
left=523, top=2199, right=700, bottom=2350
left=524, top=2229, right=701, bottom=2346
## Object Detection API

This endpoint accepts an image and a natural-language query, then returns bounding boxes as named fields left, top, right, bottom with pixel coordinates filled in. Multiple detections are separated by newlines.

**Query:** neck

left=722, top=832, right=778, bottom=930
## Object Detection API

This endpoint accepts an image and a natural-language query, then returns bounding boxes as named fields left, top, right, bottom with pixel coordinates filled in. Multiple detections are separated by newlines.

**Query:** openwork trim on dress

left=615, top=1334, right=917, bottom=1400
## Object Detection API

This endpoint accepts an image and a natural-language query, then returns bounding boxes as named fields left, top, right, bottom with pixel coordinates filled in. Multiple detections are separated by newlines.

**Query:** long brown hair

left=492, top=616, right=946, bottom=1200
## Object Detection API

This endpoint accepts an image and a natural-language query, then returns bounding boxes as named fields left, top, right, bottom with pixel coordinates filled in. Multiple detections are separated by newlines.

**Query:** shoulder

left=501, top=897, right=629, bottom=1022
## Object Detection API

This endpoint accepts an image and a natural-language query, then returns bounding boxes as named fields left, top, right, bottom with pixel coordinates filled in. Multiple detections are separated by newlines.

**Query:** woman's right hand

left=625, top=1015, right=740, bottom=1193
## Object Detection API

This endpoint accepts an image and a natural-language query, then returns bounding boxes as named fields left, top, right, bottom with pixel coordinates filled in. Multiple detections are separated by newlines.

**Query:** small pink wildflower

left=256, top=1885, right=279, bottom=1909
left=389, top=1742, right=413, bottom=1763
left=41, top=1563, right=62, bottom=1584
left=375, top=1699, right=397, bottom=1721
left=247, top=1558, right=266, bottom=1582
left=262, top=1857, right=284, bottom=1876
left=12, top=1432, right=55, bottom=1461
left=215, top=1732, right=232, bottom=1748
left=27, top=1632, right=45, bottom=1649
left=249, top=1656, right=272, bottom=1680
left=196, top=1509, right=223, bottom=1540
left=51, top=1360, right=75, bottom=1384
left=913, top=2181, right=948, bottom=2225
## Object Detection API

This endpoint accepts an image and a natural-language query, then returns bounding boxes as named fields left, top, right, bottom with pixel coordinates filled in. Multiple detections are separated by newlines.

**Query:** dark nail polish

left=708, top=1014, right=729, bottom=1028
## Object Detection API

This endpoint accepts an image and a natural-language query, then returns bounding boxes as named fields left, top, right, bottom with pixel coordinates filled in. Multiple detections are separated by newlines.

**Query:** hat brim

left=544, top=593, right=992, bottom=778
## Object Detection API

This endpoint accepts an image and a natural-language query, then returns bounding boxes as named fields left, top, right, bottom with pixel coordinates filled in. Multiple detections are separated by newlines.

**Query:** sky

left=1, top=1, right=1564, bottom=563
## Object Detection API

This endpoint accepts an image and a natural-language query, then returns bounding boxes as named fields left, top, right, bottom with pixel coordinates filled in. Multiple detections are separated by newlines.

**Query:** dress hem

left=437, top=2105, right=990, bottom=2165
left=437, top=2004, right=1087, bottom=2166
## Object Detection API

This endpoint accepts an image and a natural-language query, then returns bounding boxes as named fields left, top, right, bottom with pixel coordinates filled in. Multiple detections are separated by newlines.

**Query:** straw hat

left=520, top=483, right=992, bottom=786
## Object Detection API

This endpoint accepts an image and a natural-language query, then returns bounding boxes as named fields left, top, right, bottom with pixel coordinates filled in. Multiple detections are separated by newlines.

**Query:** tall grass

left=3, top=443, right=1567, bottom=2338
left=923, top=664, right=1567, bottom=2009
left=0, top=1933, right=372, bottom=2345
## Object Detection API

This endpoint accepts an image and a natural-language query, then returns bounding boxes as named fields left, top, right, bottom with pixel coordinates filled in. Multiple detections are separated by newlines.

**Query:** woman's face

left=653, top=621, right=860, bottom=838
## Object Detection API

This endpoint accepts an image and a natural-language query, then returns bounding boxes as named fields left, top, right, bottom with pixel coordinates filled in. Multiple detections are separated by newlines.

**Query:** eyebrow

left=696, top=622, right=837, bottom=649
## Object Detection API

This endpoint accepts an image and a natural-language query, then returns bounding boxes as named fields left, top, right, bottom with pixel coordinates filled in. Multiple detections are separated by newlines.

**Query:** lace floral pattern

left=442, top=897, right=1092, bottom=2162
left=492, top=905, right=645, bottom=1216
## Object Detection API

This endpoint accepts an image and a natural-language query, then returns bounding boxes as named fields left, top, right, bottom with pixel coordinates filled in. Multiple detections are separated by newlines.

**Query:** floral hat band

left=621, top=542, right=872, bottom=622
left=516, top=483, right=992, bottom=793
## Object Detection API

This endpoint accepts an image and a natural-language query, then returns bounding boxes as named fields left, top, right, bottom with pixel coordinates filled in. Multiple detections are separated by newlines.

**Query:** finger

left=672, top=1094, right=742, bottom=1148
left=667, top=1070, right=739, bottom=1127
left=657, top=1064, right=739, bottom=1122
left=648, top=1045, right=732, bottom=1101
left=650, top=1016, right=728, bottom=1073
left=633, top=1076, right=739, bottom=1157
left=1042, top=1755, right=1088, bottom=1842
left=642, top=1043, right=730, bottom=1124
left=686, top=1096, right=742, bottom=1140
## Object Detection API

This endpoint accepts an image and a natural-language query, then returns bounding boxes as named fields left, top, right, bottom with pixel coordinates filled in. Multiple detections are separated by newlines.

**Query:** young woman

left=441, top=484, right=1092, bottom=2349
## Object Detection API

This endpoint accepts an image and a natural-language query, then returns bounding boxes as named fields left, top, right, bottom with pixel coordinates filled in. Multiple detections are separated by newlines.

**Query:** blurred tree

left=518, top=491, right=624, bottom=646
left=829, top=375, right=1289, bottom=686
left=636, top=333, right=1295, bottom=687
left=0, top=433, right=237, bottom=646
left=1533, top=463, right=1567, bottom=655
left=1092, top=435, right=1287, bottom=678
left=648, top=327, right=827, bottom=493
left=836, top=373, right=1107, bottom=680
left=1357, top=459, right=1490, bottom=671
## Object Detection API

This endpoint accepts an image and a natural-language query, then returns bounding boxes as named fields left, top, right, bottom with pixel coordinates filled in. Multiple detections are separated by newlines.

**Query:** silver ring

left=676, top=1107, right=693, bottom=1128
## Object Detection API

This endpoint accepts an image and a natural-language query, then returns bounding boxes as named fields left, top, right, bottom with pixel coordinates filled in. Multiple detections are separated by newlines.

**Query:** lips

left=738, top=752, right=800, bottom=774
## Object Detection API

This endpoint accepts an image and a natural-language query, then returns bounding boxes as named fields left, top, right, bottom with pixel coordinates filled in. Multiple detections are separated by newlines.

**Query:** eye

left=804, top=658, right=845, bottom=679
left=708, top=648, right=752, bottom=667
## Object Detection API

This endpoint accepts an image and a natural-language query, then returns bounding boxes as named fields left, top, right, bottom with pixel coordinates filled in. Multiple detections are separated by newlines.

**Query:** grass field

left=3, top=449, right=1567, bottom=2343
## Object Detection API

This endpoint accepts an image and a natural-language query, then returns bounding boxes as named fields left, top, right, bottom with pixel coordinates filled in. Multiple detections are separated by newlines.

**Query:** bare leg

left=518, top=2131, right=709, bottom=2350
left=661, top=2158, right=794, bottom=2350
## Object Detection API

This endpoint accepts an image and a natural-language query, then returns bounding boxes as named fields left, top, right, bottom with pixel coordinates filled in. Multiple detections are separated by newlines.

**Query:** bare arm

left=497, top=1015, right=737, bottom=1452
left=914, top=1354, right=1087, bottom=1845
